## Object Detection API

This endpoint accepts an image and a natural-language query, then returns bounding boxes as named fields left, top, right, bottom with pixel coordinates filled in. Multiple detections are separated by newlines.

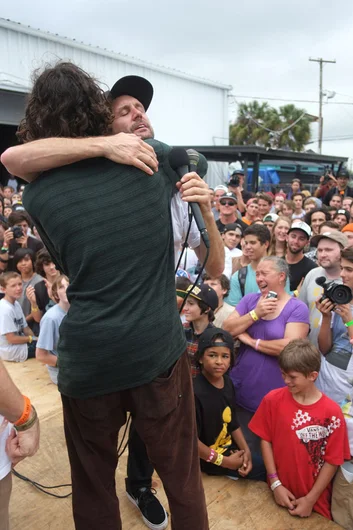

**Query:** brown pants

left=0, top=472, right=12, bottom=530
left=61, top=352, right=209, bottom=530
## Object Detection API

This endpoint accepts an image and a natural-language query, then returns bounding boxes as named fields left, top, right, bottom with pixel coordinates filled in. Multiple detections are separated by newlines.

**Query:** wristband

left=270, top=480, right=282, bottom=491
left=345, top=320, right=353, bottom=328
left=31, top=306, right=39, bottom=312
left=14, top=406, right=38, bottom=432
left=28, top=335, right=33, bottom=344
left=267, top=473, right=278, bottom=479
left=214, top=453, right=224, bottom=466
left=14, top=395, right=32, bottom=427
left=207, top=449, right=216, bottom=463
left=249, top=310, right=259, bottom=322
left=255, top=339, right=261, bottom=351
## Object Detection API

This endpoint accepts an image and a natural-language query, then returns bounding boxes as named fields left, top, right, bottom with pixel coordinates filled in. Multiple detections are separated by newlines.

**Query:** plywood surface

left=5, top=359, right=341, bottom=530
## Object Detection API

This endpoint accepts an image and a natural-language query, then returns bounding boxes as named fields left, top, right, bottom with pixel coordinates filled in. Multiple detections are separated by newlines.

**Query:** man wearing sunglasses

left=216, top=192, right=247, bottom=233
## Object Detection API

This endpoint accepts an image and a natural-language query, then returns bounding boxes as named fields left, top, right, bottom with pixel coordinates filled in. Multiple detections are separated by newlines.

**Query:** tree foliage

left=229, top=101, right=312, bottom=152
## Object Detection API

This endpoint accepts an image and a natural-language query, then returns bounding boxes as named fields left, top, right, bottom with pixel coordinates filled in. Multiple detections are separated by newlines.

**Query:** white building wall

left=0, top=19, right=230, bottom=146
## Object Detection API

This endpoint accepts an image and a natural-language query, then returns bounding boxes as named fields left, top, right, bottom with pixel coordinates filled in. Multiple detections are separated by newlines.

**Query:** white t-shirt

left=0, top=415, right=12, bottom=481
left=0, top=299, right=28, bottom=362
left=171, top=193, right=200, bottom=266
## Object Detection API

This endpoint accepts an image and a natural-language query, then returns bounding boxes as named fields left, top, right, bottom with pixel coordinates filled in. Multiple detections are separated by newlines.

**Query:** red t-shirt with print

left=249, top=387, right=350, bottom=519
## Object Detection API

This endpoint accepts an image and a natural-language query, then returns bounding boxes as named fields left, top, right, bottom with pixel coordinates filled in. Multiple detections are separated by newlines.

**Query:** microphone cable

left=174, top=209, right=193, bottom=275
left=12, top=413, right=133, bottom=498
left=12, top=468, right=72, bottom=499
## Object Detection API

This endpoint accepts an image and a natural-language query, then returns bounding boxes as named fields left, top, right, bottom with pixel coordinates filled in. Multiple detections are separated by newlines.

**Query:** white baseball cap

left=288, top=221, right=311, bottom=238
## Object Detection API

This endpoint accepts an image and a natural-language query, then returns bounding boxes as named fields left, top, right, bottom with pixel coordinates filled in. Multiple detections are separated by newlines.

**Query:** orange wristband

left=14, top=396, right=32, bottom=427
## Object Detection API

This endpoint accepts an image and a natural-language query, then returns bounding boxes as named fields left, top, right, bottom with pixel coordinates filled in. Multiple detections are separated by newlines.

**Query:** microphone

left=315, top=277, right=327, bottom=287
left=186, top=148, right=199, bottom=173
left=169, top=148, right=210, bottom=248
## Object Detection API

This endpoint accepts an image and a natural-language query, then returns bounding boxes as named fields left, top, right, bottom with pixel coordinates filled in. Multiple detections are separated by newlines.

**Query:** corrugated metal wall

left=0, top=20, right=230, bottom=146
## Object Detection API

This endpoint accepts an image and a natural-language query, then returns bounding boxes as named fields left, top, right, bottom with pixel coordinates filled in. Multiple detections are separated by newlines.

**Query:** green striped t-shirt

left=23, top=139, right=187, bottom=398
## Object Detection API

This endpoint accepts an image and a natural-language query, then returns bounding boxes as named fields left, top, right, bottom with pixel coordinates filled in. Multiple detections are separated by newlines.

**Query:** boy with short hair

left=194, top=327, right=265, bottom=481
left=36, top=275, right=69, bottom=385
left=227, top=224, right=271, bottom=306
left=0, top=272, right=37, bottom=362
left=249, top=339, right=350, bottom=520
left=282, top=200, right=295, bottom=218
left=177, top=283, right=218, bottom=377
left=292, top=193, right=305, bottom=219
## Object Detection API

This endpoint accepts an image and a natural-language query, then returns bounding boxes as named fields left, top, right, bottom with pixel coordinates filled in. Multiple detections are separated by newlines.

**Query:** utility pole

left=309, top=57, right=336, bottom=153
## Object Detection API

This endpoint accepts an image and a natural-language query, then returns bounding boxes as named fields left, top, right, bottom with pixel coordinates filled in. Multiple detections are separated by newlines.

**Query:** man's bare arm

left=0, top=133, right=158, bottom=182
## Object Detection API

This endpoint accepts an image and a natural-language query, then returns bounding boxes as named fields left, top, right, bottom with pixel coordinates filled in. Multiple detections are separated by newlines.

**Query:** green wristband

left=344, top=320, right=353, bottom=328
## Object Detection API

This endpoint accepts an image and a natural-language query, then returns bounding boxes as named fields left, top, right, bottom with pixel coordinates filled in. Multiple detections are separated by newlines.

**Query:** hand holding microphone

left=169, top=148, right=211, bottom=248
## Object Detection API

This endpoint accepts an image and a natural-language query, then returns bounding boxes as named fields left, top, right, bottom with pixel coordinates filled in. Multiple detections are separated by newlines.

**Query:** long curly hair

left=17, top=62, right=114, bottom=142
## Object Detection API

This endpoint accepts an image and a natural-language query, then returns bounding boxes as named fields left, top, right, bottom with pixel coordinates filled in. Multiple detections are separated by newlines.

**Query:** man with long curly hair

left=2, top=62, right=209, bottom=530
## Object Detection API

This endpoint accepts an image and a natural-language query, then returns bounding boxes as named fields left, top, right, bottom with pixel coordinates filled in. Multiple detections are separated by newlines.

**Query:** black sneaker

left=126, top=485, right=168, bottom=530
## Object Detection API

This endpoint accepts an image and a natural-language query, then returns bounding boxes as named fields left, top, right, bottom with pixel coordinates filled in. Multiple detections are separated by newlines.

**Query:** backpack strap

left=238, top=266, right=248, bottom=298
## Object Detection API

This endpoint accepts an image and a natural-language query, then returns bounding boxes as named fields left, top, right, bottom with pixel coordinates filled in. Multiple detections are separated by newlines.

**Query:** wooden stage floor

left=5, top=359, right=340, bottom=530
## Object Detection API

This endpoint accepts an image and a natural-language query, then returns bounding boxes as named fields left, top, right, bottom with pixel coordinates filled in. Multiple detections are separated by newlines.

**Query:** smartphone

left=266, top=291, right=278, bottom=299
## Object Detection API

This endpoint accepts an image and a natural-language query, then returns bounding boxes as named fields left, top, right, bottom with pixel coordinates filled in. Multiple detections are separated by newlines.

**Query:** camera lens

left=331, top=285, right=353, bottom=305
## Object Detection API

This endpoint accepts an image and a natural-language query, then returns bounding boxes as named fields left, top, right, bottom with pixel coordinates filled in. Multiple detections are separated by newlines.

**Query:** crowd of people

left=0, top=62, right=352, bottom=530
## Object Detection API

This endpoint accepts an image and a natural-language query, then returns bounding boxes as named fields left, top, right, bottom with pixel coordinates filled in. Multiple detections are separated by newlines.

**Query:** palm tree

left=229, top=101, right=273, bottom=146
left=276, top=104, right=312, bottom=151
left=229, top=101, right=312, bottom=151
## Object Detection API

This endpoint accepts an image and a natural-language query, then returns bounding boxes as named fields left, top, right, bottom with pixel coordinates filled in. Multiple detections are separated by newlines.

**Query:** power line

left=227, top=94, right=353, bottom=106
left=228, top=94, right=320, bottom=104
left=228, top=95, right=310, bottom=136
left=246, top=110, right=309, bottom=134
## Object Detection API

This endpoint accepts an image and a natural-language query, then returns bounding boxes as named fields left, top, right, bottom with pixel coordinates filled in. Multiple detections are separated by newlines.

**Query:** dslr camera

left=322, top=167, right=333, bottom=185
left=229, top=175, right=240, bottom=188
left=11, top=225, right=24, bottom=239
left=316, top=276, right=352, bottom=305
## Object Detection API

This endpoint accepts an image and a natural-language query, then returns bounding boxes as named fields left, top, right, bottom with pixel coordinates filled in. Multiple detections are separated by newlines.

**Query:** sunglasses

left=220, top=200, right=236, bottom=206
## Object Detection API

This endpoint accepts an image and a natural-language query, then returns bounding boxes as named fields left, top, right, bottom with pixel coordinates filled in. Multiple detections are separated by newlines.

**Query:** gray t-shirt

left=19, top=274, right=44, bottom=318
left=37, top=304, right=67, bottom=385
left=0, top=299, right=27, bottom=362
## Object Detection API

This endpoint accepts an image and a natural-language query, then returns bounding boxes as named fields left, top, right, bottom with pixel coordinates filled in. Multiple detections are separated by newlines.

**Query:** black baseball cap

left=222, top=223, right=243, bottom=234
left=176, top=284, right=218, bottom=311
left=108, top=75, right=153, bottom=111
left=197, top=327, right=234, bottom=355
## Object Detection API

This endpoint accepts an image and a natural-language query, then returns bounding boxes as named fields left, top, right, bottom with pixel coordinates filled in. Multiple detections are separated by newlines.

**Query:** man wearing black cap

left=2, top=75, right=223, bottom=278
left=2, top=63, right=210, bottom=530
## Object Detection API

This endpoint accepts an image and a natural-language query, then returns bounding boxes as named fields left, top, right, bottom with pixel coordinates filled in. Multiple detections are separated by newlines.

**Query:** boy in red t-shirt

left=249, top=338, right=350, bottom=520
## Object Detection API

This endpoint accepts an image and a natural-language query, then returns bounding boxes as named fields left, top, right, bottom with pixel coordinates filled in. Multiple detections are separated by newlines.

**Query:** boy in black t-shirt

left=193, top=327, right=266, bottom=481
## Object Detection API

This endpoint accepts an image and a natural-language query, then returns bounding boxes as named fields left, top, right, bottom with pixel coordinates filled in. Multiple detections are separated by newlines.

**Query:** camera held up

left=316, top=276, right=353, bottom=305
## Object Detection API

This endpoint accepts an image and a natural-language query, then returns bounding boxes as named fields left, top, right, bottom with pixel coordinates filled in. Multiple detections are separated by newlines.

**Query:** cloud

left=2, top=0, right=353, bottom=159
